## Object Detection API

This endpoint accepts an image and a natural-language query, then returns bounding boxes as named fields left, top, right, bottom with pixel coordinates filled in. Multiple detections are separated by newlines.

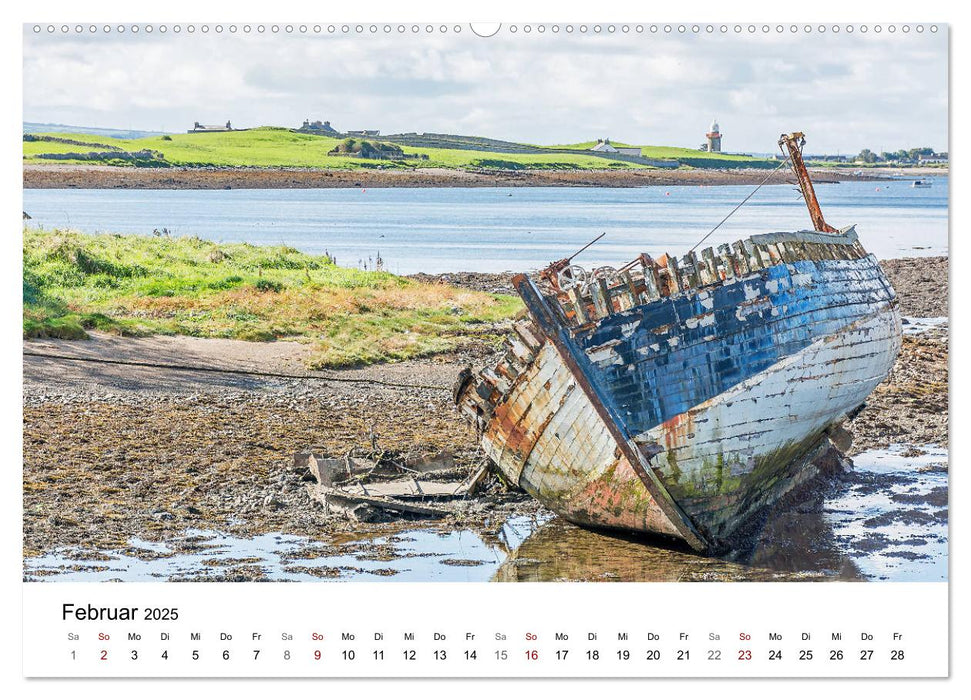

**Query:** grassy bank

left=23, top=228, right=522, bottom=368
left=23, top=127, right=771, bottom=170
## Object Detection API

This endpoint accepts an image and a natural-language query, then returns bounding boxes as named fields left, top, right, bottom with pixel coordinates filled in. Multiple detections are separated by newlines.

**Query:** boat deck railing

left=545, top=227, right=867, bottom=330
left=456, top=227, right=869, bottom=428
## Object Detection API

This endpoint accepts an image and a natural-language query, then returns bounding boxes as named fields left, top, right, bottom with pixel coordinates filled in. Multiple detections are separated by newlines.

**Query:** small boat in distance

left=455, top=132, right=902, bottom=553
left=912, top=179, right=933, bottom=188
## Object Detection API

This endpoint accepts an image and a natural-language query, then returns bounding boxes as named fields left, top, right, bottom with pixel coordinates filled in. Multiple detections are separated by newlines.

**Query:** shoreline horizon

left=23, top=163, right=947, bottom=190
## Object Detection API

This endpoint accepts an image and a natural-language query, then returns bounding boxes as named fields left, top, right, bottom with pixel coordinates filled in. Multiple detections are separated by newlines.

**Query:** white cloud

left=22, top=27, right=948, bottom=152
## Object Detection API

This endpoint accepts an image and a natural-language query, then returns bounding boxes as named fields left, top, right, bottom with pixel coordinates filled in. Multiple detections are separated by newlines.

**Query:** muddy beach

left=23, top=163, right=881, bottom=190
left=22, top=257, right=948, bottom=582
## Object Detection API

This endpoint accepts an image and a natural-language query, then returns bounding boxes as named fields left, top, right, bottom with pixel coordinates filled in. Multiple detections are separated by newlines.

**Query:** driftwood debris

left=306, top=485, right=452, bottom=519
left=294, top=452, right=377, bottom=487
left=296, top=449, right=489, bottom=522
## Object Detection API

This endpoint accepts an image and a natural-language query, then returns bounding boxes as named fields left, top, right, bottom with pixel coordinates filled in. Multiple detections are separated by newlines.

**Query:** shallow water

left=24, top=516, right=549, bottom=583
left=24, top=445, right=947, bottom=583
left=824, top=446, right=948, bottom=582
left=23, top=179, right=947, bottom=274
left=901, top=316, right=948, bottom=336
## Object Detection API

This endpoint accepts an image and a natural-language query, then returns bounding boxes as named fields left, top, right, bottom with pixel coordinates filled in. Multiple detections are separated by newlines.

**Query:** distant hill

left=23, top=126, right=775, bottom=170
left=382, top=132, right=545, bottom=153
left=23, top=122, right=168, bottom=140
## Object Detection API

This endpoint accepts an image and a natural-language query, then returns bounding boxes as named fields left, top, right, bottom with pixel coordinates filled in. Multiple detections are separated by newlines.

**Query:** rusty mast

left=779, top=131, right=838, bottom=233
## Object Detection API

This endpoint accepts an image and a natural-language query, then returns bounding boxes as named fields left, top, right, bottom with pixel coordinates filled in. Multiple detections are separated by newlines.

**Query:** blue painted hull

left=579, top=254, right=896, bottom=445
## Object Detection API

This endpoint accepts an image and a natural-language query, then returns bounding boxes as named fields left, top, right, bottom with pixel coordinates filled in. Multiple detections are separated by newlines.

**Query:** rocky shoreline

left=22, top=256, right=947, bottom=578
left=22, top=163, right=901, bottom=190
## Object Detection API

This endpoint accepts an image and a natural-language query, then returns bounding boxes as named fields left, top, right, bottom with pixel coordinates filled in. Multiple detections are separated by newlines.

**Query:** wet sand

left=847, top=256, right=948, bottom=452
left=22, top=256, right=947, bottom=581
left=23, top=163, right=885, bottom=190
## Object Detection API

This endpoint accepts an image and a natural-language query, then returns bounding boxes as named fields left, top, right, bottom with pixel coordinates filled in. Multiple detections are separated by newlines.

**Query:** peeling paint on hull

left=456, top=227, right=901, bottom=551
left=483, top=342, right=683, bottom=539
left=639, top=306, right=901, bottom=538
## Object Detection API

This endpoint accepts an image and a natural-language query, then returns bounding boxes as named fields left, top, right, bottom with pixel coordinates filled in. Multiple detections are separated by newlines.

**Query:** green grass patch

left=23, top=227, right=523, bottom=367
left=538, top=142, right=771, bottom=168
left=409, top=146, right=651, bottom=169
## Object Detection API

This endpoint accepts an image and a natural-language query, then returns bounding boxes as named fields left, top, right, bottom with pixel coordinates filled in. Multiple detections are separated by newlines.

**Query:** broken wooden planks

left=306, top=484, right=451, bottom=519
left=299, top=450, right=491, bottom=522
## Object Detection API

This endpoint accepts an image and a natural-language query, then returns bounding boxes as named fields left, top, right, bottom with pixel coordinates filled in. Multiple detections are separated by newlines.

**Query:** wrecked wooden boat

left=298, top=449, right=489, bottom=521
left=454, top=132, right=902, bottom=552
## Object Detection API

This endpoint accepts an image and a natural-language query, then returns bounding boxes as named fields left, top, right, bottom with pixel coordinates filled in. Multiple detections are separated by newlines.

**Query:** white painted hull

left=634, top=305, right=902, bottom=534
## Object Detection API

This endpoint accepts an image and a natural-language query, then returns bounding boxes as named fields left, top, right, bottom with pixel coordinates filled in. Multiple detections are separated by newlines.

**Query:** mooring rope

left=22, top=350, right=451, bottom=392
left=688, top=156, right=792, bottom=253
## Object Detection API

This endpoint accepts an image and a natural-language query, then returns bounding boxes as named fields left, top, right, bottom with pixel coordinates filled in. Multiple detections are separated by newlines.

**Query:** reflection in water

left=493, top=520, right=824, bottom=582
left=496, top=445, right=947, bottom=582
left=23, top=521, right=544, bottom=583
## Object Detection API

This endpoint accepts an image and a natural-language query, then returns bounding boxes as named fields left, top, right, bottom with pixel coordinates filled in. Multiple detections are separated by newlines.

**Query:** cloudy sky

left=23, top=25, right=948, bottom=154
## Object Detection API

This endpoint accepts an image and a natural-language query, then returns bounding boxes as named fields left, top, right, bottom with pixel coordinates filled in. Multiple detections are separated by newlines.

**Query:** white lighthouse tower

left=706, top=119, right=722, bottom=152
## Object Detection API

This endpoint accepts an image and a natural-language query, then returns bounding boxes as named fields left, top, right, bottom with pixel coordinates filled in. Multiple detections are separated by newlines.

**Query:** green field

left=532, top=139, right=775, bottom=166
left=23, top=227, right=522, bottom=368
left=24, top=127, right=772, bottom=170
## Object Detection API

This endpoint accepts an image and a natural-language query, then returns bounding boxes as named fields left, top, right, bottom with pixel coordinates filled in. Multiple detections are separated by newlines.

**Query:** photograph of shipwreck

left=23, top=25, right=948, bottom=583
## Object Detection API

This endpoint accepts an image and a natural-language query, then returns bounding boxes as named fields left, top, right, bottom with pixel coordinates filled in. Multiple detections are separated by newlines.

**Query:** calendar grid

left=24, top=582, right=948, bottom=678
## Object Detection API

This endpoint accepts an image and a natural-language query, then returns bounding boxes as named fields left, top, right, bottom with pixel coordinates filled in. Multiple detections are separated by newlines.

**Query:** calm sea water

left=23, top=178, right=948, bottom=274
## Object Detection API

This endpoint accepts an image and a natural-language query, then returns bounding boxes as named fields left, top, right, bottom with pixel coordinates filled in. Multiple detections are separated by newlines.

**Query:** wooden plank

left=338, top=479, right=469, bottom=498
left=306, top=485, right=449, bottom=518
left=295, top=452, right=376, bottom=487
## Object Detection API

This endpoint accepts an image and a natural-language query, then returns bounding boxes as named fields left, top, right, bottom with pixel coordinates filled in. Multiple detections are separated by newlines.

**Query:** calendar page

left=17, top=3, right=953, bottom=689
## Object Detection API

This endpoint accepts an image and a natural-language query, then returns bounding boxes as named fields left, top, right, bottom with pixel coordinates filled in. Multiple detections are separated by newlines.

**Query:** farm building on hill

left=298, top=119, right=340, bottom=135
left=590, top=138, right=642, bottom=156
left=188, top=121, right=234, bottom=133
